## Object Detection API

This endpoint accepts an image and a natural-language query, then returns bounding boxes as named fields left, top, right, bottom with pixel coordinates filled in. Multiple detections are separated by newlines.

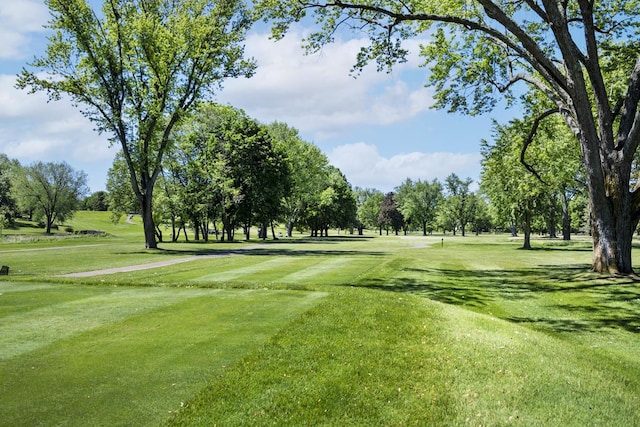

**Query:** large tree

left=481, top=123, right=550, bottom=248
left=354, top=187, right=384, bottom=234
left=15, top=161, right=88, bottom=234
left=442, top=174, right=476, bottom=237
left=18, top=0, right=255, bottom=248
left=395, top=178, right=442, bottom=235
left=174, top=103, right=290, bottom=241
left=303, top=166, right=356, bottom=236
left=378, top=192, right=404, bottom=235
left=267, top=122, right=328, bottom=237
left=260, top=0, right=640, bottom=273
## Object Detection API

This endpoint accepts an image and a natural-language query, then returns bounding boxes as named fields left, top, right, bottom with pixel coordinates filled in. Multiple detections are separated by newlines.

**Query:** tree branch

left=311, top=0, right=567, bottom=92
left=619, top=56, right=640, bottom=159
left=520, top=109, right=558, bottom=183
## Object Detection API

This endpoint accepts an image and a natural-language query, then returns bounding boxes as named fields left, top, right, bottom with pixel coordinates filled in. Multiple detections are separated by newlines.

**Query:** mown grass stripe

left=0, top=287, right=221, bottom=360
left=193, top=257, right=295, bottom=282
left=279, top=257, right=356, bottom=283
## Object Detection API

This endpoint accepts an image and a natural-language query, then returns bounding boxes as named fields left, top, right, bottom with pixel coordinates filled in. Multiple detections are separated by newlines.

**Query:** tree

left=378, top=192, right=404, bottom=235
left=260, top=0, right=640, bottom=273
left=481, top=121, right=551, bottom=248
left=82, top=191, right=109, bottom=211
left=106, top=151, right=139, bottom=223
left=355, top=187, right=383, bottom=234
left=18, top=0, right=255, bottom=249
left=469, top=194, right=492, bottom=235
left=0, top=154, right=19, bottom=230
left=395, top=178, right=442, bottom=235
left=173, top=103, right=290, bottom=241
left=442, top=174, right=476, bottom=237
left=303, top=166, right=356, bottom=236
left=15, top=161, right=88, bottom=234
left=267, top=122, right=328, bottom=237
left=482, top=117, right=585, bottom=247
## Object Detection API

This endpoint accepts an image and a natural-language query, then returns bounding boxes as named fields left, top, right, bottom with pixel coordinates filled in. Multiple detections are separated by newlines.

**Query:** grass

left=1, top=284, right=325, bottom=426
left=1, top=212, right=639, bottom=425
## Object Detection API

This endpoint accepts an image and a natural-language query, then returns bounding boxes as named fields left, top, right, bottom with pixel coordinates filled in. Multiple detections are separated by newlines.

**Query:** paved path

left=58, top=245, right=263, bottom=278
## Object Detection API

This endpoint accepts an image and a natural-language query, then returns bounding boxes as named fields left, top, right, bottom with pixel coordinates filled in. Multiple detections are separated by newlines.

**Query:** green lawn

left=1, top=212, right=639, bottom=426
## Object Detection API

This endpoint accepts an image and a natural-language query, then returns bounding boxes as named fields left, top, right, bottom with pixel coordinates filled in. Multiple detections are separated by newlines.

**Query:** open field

left=1, top=212, right=639, bottom=425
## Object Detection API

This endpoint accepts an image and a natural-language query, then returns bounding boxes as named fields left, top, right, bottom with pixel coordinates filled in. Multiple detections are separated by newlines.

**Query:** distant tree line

left=0, top=104, right=590, bottom=246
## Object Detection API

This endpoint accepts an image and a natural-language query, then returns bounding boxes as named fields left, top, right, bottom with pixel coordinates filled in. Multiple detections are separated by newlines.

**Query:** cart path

left=58, top=245, right=263, bottom=278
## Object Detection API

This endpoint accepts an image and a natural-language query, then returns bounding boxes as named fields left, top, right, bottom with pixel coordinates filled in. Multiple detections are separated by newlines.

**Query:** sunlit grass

left=1, top=215, right=639, bottom=425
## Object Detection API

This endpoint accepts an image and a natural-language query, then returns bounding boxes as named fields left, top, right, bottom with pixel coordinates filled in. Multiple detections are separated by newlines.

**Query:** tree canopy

left=18, top=0, right=255, bottom=248
left=15, top=161, right=88, bottom=234
left=258, top=0, right=640, bottom=273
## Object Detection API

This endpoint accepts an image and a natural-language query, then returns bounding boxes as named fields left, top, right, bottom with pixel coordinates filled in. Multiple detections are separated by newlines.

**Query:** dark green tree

left=378, top=192, right=404, bottom=235
left=303, top=166, right=356, bottom=236
left=82, top=191, right=109, bottom=211
left=0, top=154, right=19, bottom=230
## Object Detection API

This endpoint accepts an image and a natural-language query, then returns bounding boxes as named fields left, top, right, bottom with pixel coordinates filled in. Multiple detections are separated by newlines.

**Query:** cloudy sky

left=0, top=1, right=519, bottom=193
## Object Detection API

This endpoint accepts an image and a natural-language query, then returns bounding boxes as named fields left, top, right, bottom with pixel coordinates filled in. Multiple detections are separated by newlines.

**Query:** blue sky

left=0, top=1, right=519, bottom=193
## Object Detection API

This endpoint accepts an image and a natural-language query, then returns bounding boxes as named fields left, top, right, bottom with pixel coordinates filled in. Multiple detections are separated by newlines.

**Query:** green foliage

left=163, top=104, right=292, bottom=242
left=355, top=187, right=384, bottom=233
left=267, top=122, right=329, bottom=237
left=106, top=151, right=139, bottom=222
left=256, top=0, right=640, bottom=272
left=378, top=192, right=404, bottom=235
left=14, top=161, right=88, bottom=234
left=481, top=116, right=585, bottom=245
left=302, top=166, right=357, bottom=236
left=18, top=0, right=256, bottom=248
left=395, top=178, right=443, bottom=235
left=81, top=191, right=109, bottom=211
left=440, top=173, right=476, bottom=236
left=0, top=154, right=19, bottom=229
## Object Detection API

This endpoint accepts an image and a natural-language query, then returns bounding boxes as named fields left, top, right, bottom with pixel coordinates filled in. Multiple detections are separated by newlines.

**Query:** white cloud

left=0, top=74, right=117, bottom=191
left=217, top=30, right=432, bottom=140
left=328, top=142, right=482, bottom=192
left=0, top=1, right=49, bottom=59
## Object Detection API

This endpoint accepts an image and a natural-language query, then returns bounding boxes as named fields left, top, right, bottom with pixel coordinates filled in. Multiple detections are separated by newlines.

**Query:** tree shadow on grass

left=117, top=246, right=387, bottom=258
left=352, top=264, right=640, bottom=334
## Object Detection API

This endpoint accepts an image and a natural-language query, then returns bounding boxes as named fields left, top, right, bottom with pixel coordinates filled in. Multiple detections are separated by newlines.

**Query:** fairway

left=1, top=213, right=640, bottom=425
left=0, top=283, right=326, bottom=426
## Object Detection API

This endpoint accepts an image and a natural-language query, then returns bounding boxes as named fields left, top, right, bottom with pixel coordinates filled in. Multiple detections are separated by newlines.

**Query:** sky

left=0, top=1, right=520, bottom=194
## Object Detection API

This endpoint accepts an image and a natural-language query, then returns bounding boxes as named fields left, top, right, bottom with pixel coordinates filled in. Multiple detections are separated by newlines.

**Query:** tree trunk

left=45, top=214, right=53, bottom=234
left=522, top=211, right=532, bottom=250
left=561, top=191, right=571, bottom=240
left=583, top=144, right=635, bottom=274
left=171, top=217, right=178, bottom=242
left=140, top=191, right=157, bottom=249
